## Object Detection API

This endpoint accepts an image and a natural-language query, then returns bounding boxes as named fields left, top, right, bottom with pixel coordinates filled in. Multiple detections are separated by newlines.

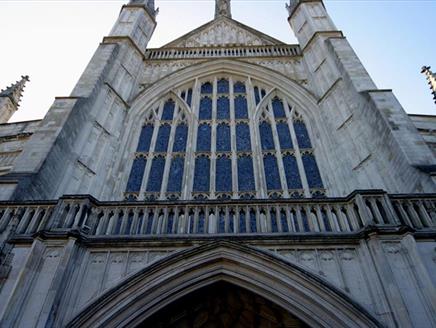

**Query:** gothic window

left=237, top=155, right=255, bottom=191
left=234, top=95, right=248, bottom=119
left=154, top=124, right=171, bottom=152
left=236, top=123, right=251, bottom=151
left=199, top=97, right=212, bottom=120
left=147, top=156, right=166, bottom=193
left=173, top=123, right=188, bottom=152
left=217, top=96, right=230, bottom=120
left=216, top=155, right=232, bottom=192
left=167, top=156, right=185, bottom=193
left=216, top=123, right=231, bottom=152
left=161, top=99, right=175, bottom=120
left=136, top=124, right=154, bottom=152
left=125, top=77, right=325, bottom=201
left=126, top=156, right=146, bottom=192
left=193, top=155, right=210, bottom=192
left=197, top=123, right=211, bottom=152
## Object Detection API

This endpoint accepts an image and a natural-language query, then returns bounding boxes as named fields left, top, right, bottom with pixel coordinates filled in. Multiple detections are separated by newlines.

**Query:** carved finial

left=0, top=75, right=30, bottom=108
left=129, top=0, right=158, bottom=16
left=421, top=66, right=436, bottom=104
left=215, top=0, right=231, bottom=19
left=286, top=0, right=299, bottom=17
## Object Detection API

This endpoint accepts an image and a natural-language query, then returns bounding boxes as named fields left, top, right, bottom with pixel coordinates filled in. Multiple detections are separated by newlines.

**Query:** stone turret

left=0, top=76, right=29, bottom=123
left=421, top=66, right=436, bottom=104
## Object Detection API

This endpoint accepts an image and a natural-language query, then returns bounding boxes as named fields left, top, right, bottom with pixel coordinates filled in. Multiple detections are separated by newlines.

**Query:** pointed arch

left=67, top=242, right=382, bottom=328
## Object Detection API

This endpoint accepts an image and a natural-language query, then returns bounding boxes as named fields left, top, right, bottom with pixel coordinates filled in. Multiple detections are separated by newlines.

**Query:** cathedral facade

left=0, top=0, right=436, bottom=326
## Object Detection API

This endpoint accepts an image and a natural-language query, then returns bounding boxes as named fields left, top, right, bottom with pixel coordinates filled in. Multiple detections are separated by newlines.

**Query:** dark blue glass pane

left=187, top=89, right=193, bottom=106
left=216, top=124, right=231, bottom=152
left=249, top=211, right=257, bottom=232
left=263, top=154, right=281, bottom=190
left=261, top=89, right=266, bottom=98
left=173, top=124, right=188, bottom=152
left=217, top=97, right=230, bottom=120
left=136, top=124, right=154, bottom=152
left=280, top=211, right=289, bottom=232
left=259, top=122, right=275, bottom=150
left=234, top=81, right=246, bottom=93
left=294, top=121, right=312, bottom=149
left=254, top=87, right=260, bottom=105
left=180, top=91, right=186, bottom=100
left=154, top=124, right=171, bottom=152
left=197, top=124, right=211, bottom=152
left=201, top=82, right=213, bottom=94
left=237, top=156, right=255, bottom=191
left=272, top=98, right=286, bottom=118
left=239, top=212, right=246, bottom=233
left=216, top=156, right=232, bottom=192
left=277, top=123, right=293, bottom=149
left=126, top=157, right=146, bottom=192
left=147, top=157, right=166, bottom=192
left=161, top=100, right=175, bottom=120
left=283, top=155, right=302, bottom=189
left=167, top=156, right=184, bottom=192
left=271, top=211, right=278, bottom=233
left=236, top=123, right=251, bottom=151
left=217, top=79, right=229, bottom=93
left=193, top=157, right=210, bottom=192
left=303, top=154, right=323, bottom=188
left=234, top=96, right=248, bottom=119
left=199, top=97, right=212, bottom=120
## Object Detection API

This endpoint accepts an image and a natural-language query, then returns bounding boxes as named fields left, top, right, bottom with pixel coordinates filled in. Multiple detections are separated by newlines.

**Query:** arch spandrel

left=66, top=241, right=382, bottom=328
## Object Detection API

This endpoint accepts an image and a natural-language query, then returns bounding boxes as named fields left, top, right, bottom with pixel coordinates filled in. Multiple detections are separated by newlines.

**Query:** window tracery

left=125, top=76, right=325, bottom=201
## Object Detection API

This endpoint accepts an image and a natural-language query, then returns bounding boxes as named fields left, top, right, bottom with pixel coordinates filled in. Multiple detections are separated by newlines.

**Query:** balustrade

left=0, top=192, right=435, bottom=239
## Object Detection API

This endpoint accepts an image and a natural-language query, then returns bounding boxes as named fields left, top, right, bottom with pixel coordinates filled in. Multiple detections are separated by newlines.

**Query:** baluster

left=95, top=209, right=109, bottom=235
left=314, top=205, right=325, bottom=232
left=25, top=207, right=42, bottom=234
left=306, top=205, right=319, bottom=232
left=64, top=203, right=78, bottom=228
left=344, top=203, right=359, bottom=231
left=129, top=208, right=140, bottom=235
left=0, top=208, right=13, bottom=233
left=105, top=210, right=118, bottom=235
left=405, top=201, right=423, bottom=228
left=16, top=208, right=33, bottom=234
left=325, top=205, right=339, bottom=232
left=416, top=201, right=433, bottom=227
left=295, top=206, right=304, bottom=232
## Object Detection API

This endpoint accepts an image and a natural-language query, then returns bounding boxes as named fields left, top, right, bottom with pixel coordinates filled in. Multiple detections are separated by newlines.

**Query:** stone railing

left=145, top=44, right=301, bottom=61
left=0, top=191, right=435, bottom=239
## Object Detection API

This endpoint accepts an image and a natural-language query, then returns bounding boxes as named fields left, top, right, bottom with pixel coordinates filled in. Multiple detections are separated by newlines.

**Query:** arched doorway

left=139, top=281, right=308, bottom=328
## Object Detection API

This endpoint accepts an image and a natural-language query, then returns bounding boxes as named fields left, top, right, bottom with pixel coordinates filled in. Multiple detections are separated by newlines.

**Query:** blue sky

left=0, top=0, right=434, bottom=122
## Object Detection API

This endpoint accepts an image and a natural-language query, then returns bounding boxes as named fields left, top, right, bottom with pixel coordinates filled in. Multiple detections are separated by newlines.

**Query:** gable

left=162, top=16, right=285, bottom=48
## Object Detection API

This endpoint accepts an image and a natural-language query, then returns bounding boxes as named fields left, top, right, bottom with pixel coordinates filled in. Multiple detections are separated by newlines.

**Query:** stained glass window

left=303, top=154, right=323, bottom=188
left=136, top=124, right=154, bottom=152
left=147, top=156, right=166, bottom=192
left=217, top=78, right=229, bottom=93
left=126, top=157, right=146, bottom=192
left=199, top=97, right=212, bottom=120
left=254, top=87, right=260, bottom=105
left=161, top=100, right=175, bottom=120
left=173, top=123, right=188, bottom=152
left=201, top=82, right=212, bottom=94
left=263, top=154, right=281, bottom=190
left=217, top=96, right=230, bottom=120
left=197, top=124, right=211, bottom=152
left=259, top=121, right=275, bottom=150
left=294, top=121, right=312, bottom=149
left=234, top=96, right=248, bottom=119
left=193, top=156, right=210, bottom=192
left=272, top=97, right=286, bottom=118
left=216, top=124, right=231, bottom=152
left=236, top=123, right=251, bottom=151
left=234, top=81, right=246, bottom=93
left=276, top=123, right=293, bottom=149
left=216, top=156, right=232, bottom=192
left=238, top=155, right=255, bottom=191
left=154, top=124, right=171, bottom=152
left=187, top=89, right=193, bottom=106
left=167, top=156, right=185, bottom=192
left=283, top=154, right=302, bottom=189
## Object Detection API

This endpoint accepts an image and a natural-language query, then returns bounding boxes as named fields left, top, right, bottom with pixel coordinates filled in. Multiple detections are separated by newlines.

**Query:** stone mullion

left=247, top=77, right=266, bottom=199
left=285, top=100, right=311, bottom=198
left=210, top=77, right=218, bottom=198
left=159, top=102, right=178, bottom=200
left=229, top=77, right=238, bottom=198
left=183, top=79, right=200, bottom=200
left=139, top=101, right=164, bottom=200
left=268, top=98, right=290, bottom=198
